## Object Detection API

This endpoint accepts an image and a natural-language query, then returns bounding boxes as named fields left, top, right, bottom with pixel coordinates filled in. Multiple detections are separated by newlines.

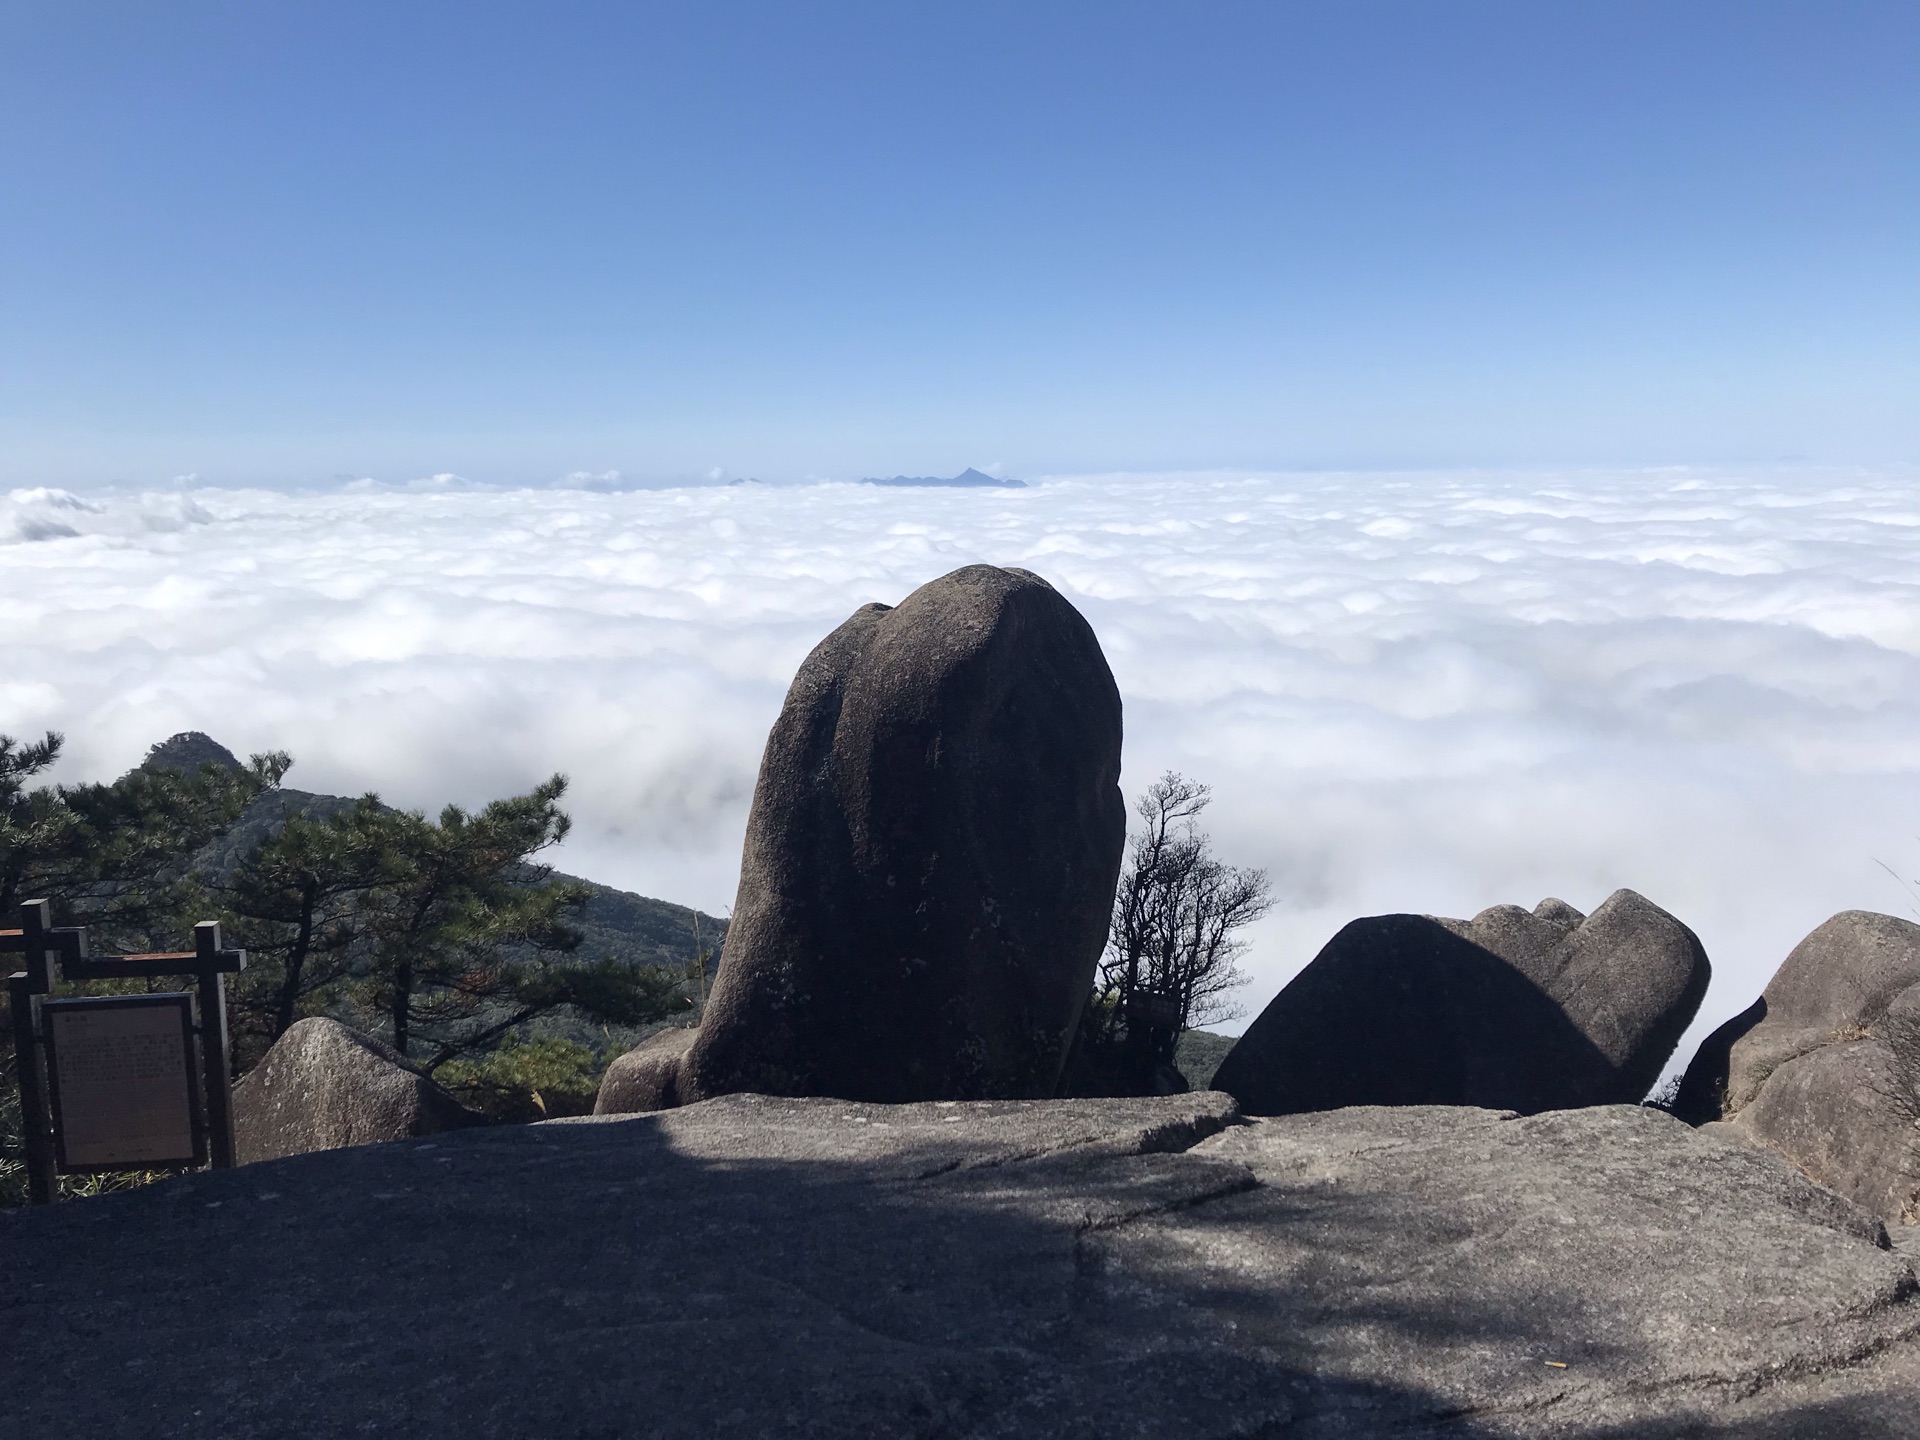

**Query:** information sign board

left=43, top=994, right=206, bottom=1172
left=1124, top=989, right=1184, bottom=1031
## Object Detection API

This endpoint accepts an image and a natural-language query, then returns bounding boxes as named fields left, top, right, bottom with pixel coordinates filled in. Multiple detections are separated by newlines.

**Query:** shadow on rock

left=1214, top=892, right=1709, bottom=1116
left=1677, top=910, right=1920, bottom=1228
left=4, top=1094, right=1914, bottom=1439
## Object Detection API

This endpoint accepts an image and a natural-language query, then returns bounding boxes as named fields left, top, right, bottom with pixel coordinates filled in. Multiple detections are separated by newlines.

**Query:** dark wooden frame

left=1124, top=987, right=1185, bottom=1032
left=42, top=992, right=208, bottom=1174
left=5, top=900, right=245, bottom=1205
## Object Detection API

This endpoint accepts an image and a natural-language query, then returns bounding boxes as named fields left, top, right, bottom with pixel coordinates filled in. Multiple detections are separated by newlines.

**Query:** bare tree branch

left=1086, top=772, right=1273, bottom=1090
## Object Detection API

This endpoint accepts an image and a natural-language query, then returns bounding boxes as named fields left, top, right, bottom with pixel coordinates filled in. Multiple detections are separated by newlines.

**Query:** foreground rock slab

left=231, top=1016, right=485, bottom=1164
left=4, top=1095, right=1919, bottom=1438
left=1214, top=890, right=1709, bottom=1116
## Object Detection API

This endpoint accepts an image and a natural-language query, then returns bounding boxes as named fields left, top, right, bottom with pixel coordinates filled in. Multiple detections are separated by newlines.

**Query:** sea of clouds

left=6, top=467, right=1919, bottom=1067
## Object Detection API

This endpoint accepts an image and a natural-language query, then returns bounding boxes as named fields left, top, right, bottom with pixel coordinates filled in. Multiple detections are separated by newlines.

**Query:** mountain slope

left=862, top=466, right=1027, bottom=489
left=144, top=732, right=727, bottom=974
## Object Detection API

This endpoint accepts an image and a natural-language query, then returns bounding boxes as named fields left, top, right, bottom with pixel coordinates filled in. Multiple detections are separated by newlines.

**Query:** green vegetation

left=216, top=773, right=683, bottom=1074
left=3, top=730, right=716, bottom=1206
left=1172, top=1028, right=1238, bottom=1091
left=436, top=1035, right=615, bottom=1122
left=3, top=730, right=289, bottom=1205
left=1, top=729, right=289, bottom=948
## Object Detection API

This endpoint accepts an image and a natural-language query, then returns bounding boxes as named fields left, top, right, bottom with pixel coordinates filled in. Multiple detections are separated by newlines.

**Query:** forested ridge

left=2, top=729, right=723, bottom=1203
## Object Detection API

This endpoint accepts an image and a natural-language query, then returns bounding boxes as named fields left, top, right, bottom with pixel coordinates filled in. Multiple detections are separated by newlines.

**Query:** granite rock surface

left=231, top=1016, right=485, bottom=1164
left=593, top=1025, right=697, bottom=1114
left=669, top=563, right=1126, bottom=1108
left=5, top=1092, right=1920, bottom=1437
left=1213, top=890, right=1709, bottom=1116
left=1677, top=909, right=1920, bottom=1226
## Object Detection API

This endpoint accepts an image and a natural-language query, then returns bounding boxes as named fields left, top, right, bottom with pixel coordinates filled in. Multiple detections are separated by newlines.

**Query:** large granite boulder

left=1675, top=910, right=1920, bottom=1227
left=8, top=1094, right=1920, bottom=1436
left=1213, top=889, right=1710, bottom=1115
left=233, top=1017, right=485, bottom=1163
left=654, top=564, right=1125, bottom=1108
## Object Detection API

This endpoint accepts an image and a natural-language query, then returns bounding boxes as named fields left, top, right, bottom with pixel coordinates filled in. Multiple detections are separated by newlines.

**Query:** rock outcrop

left=645, top=564, right=1125, bottom=1109
left=592, top=1026, right=696, bottom=1114
left=8, top=1094, right=1920, bottom=1436
left=139, top=729, right=242, bottom=773
left=232, top=1017, right=485, bottom=1163
left=1213, top=890, right=1710, bottom=1115
left=1676, top=910, right=1920, bottom=1227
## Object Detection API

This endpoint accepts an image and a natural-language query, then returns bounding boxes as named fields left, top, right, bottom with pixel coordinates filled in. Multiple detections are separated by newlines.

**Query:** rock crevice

left=11, top=1093, right=1920, bottom=1438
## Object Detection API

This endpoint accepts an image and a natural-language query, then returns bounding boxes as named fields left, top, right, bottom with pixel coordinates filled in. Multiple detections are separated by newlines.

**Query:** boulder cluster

left=1211, top=889, right=1709, bottom=1116
left=40, top=562, right=1920, bottom=1433
left=230, top=563, right=1920, bottom=1236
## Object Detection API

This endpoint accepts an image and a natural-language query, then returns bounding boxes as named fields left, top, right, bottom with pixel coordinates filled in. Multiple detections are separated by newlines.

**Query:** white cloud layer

left=7, top=468, right=1920, bottom=1069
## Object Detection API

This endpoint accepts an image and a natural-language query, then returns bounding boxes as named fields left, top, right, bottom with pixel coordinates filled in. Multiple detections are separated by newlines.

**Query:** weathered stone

left=1677, top=910, right=1920, bottom=1227
left=1212, top=889, right=1709, bottom=1115
left=591, top=1026, right=695, bottom=1114
left=7, top=1094, right=1920, bottom=1437
left=1446, top=889, right=1709, bottom=1088
left=569, top=1089, right=1244, bottom=1177
left=232, top=1017, right=485, bottom=1163
left=1704, top=1041, right=1920, bottom=1226
left=1119, top=1104, right=1919, bottom=1429
left=1683, top=910, right=1920, bottom=1116
left=674, top=564, right=1125, bottom=1107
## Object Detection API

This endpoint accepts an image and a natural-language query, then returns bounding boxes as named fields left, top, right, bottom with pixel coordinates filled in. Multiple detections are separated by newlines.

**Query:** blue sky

left=3, top=2, right=1915, bottom=486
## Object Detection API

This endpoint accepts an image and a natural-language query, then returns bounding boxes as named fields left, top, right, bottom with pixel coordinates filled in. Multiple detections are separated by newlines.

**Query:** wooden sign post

left=4, top=900, right=245, bottom=1205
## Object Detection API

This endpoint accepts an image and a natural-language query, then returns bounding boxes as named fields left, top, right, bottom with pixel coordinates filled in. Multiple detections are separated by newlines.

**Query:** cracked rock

left=5, top=1093, right=1920, bottom=1437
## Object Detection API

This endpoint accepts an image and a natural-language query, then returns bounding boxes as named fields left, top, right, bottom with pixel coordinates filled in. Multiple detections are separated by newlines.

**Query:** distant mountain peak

left=863, top=467, right=1026, bottom=490
left=140, top=731, right=242, bottom=774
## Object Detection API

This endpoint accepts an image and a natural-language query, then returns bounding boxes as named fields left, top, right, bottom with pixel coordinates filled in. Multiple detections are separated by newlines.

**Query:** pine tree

left=218, top=794, right=393, bottom=1067
left=238, top=775, right=685, bottom=1073
left=1, top=730, right=287, bottom=945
